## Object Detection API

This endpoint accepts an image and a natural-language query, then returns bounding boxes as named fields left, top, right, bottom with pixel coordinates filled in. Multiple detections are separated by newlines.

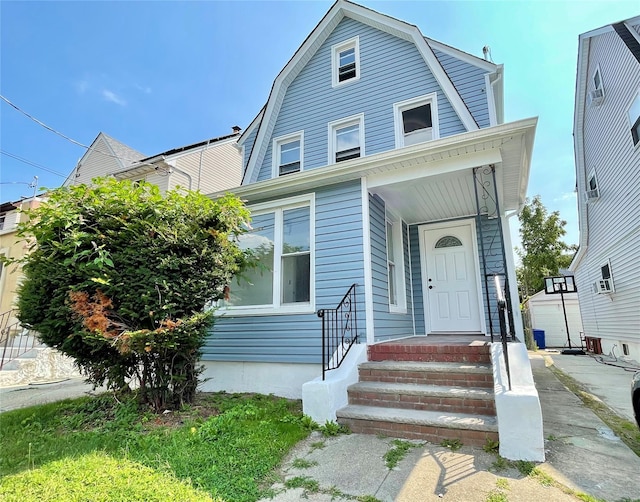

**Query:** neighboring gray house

left=570, top=16, right=640, bottom=362
left=64, top=130, right=242, bottom=194
left=203, top=0, right=537, bottom=399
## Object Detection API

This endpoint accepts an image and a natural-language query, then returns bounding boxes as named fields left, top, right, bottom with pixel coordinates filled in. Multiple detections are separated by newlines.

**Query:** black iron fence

left=317, top=284, right=358, bottom=380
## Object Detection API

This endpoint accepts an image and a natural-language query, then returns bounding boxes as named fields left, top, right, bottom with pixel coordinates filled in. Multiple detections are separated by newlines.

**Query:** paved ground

left=1, top=351, right=639, bottom=501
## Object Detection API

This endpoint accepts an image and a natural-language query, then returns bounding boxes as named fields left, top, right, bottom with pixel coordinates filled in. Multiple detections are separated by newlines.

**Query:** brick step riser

left=338, top=417, right=498, bottom=447
left=368, top=353, right=491, bottom=363
left=358, top=370, right=494, bottom=388
left=348, top=392, right=496, bottom=416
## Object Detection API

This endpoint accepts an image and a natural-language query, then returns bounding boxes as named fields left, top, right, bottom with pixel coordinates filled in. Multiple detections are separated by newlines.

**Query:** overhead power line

left=0, top=94, right=141, bottom=163
left=0, top=150, right=68, bottom=178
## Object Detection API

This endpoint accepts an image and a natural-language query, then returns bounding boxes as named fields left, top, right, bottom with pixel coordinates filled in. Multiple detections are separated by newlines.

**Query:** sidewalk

left=0, top=378, right=99, bottom=413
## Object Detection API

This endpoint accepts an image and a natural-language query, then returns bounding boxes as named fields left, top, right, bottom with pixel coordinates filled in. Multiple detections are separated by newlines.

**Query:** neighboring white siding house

left=525, top=290, right=583, bottom=349
left=64, top=131, right=242, bottom=195
left=570, top=16, right=640, bottom=362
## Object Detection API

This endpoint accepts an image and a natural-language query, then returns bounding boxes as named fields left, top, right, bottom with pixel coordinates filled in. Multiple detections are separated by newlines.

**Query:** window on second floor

left=628, top=89, right=640, bottom=147
left=273, top=132, right=303, bottom=177
left=328, top=114, right=364, bottom=164
left=393, top=93, right=439, bottom=148
left=332, top=37, right=360, bottom=87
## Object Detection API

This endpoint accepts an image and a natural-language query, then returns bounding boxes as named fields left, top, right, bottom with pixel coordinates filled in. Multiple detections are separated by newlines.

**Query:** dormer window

left=588, top=66, right=605, bottom=107
left=394, top=93, right=439, bottom=148
left=332, top=37, right=360, bottom=87
left=273, top=132, right=303, bottom=177
left=328, top=114, right=364, bottom=164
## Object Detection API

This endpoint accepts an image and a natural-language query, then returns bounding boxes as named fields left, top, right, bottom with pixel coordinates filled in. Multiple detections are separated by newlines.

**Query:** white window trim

left=328, top=113, right=365, bottom=165
left=331, top=36, right=360, bottom=88
left=598, top=259, right=615, bottom=293
left=272, top=131, right=304, bottom=178
left=393, top=92, right=440, bottom=148
left=627, top=87, right=640, bottom=148
left=216, top=193, right=315, bottom=316
left=386, top=210, right=407, bottom=314
left=593, top=65, right=604, bottom=93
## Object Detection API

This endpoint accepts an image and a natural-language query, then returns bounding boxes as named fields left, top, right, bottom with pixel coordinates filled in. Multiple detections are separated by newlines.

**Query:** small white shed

left=525, top=290, right=583, bottom=348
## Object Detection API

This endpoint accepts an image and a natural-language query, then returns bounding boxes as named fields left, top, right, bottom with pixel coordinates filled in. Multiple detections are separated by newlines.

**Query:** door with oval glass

left=422, top=221, right=482, bottom=333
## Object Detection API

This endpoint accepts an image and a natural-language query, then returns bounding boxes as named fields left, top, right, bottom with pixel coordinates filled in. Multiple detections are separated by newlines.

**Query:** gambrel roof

left=243, top=0, right=493, bottom=185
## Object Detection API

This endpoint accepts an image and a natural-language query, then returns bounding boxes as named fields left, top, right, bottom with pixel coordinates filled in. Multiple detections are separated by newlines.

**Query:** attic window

left=332, top=37, right=360, bottom=87
left=393, top=94, right=439, bottom=148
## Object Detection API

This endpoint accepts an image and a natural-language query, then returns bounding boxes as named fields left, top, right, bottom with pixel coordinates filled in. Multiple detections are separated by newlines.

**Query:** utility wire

left=0, top=94, right=141, bottom=163
left=0, top=150, right=68, bottom=178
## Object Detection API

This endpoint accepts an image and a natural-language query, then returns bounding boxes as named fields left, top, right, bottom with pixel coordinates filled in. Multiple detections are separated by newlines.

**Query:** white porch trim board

left=361, top=178, right=375, bottom=345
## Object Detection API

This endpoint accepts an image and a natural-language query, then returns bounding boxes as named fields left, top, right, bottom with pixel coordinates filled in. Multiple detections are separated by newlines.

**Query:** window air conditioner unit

left=594, top=278, right=613, bottom=294
left=587, top=88, right=604, bottom=107
left=584, top=188, right=600, bottom=202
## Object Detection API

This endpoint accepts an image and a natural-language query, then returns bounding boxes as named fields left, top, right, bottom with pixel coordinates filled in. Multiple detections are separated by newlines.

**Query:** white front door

left=421, top=221, right=482, bottom=333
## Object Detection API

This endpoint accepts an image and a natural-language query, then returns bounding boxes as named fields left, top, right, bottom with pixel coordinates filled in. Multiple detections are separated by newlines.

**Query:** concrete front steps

left=336, top=337, right=498, bottom=447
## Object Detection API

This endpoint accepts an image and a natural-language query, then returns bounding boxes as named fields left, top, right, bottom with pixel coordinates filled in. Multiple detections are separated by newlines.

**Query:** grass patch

left=284, top=476, right=320, bottom=493
left=383, top=439, right=419, bottom=469
left=495, top=478, right=509, bottom=490
left=483, top=438, right=499, bottom=454
left=485, top=489, right=508, bottom=502
left=0, top=392, right=309, bottom=502
left=440, top=438, right=463, bottom=451
left=548, top=363, right=640, bottom=456
left=310, top=440, right=326, bottom=451
left=318, top=420, right=350, bottom=437
left=292, top=458, right=318, bottom=469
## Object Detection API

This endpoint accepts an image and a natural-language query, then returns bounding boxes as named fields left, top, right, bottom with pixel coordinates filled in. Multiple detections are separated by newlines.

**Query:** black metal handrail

left=494, top=275, right=512, bottom=391
left=317, top=284, right=358, bottom=380
left=0, top=309, right=42, bottom=370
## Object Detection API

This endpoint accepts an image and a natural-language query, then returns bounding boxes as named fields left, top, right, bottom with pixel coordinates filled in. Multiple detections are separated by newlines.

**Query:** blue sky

left=1, top=0, right=638, bottom=249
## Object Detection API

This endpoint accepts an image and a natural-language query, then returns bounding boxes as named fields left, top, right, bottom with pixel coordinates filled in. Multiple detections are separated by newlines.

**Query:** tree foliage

left=516, top=196, right=574, bottom=298
left=11, top=178, right=251, bottom=410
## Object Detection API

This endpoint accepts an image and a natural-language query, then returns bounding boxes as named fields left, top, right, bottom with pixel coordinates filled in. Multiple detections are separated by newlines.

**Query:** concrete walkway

left=2, top=353, right=639, bottom=501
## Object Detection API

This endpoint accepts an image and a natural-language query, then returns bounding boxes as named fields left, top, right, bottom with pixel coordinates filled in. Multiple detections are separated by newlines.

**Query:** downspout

left=147, top=155, right=193, bottom=191
left=167, top=163, right=193, bottom=191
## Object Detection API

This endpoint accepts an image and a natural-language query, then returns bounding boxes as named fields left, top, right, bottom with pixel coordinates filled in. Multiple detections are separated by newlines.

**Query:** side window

left=585, top=169, right=599, bottom=201
left=332, top=37, right=360, bottom=87
left=273, top=132, right=303, bottom=177
left=588, top=66, right=605, bottom=107
left=328, top=114, right=365, bottom=164
left=394, top=93, right=439, bottom=148
left=594, top=260, right=615, bottom=294
left=386, top=210, right=406, bottom=312
left=628, top=89, right=640, bottom=146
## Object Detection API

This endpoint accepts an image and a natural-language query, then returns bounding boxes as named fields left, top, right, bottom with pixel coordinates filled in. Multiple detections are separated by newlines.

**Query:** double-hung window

left=386, top=210, right=406, bottom=313
left=628, top=89, right=640, bottom=146
left=221, top=194, right=315, bottom=314
left=329, top=114, right=364, bottom=164
left=332, top=37, right=360, bottom=87
left=393, top=93, right=439, bottom=148
left=273, top=132, right=303, bottom=177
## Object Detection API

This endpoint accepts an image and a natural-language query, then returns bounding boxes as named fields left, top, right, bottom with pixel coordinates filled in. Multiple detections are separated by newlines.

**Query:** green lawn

left=0, top=392, right=311, bottom=502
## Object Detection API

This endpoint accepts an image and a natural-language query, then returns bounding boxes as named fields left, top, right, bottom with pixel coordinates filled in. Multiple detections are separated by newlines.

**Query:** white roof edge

left=238, top=107, right=265, bottom=145
left=425, top=37, right=497, bottom=72
left=244, top=0, right=479, bottom=184
left=221, top=117, right=537, bottom=201
left=579, top=15, right=640, bottom=40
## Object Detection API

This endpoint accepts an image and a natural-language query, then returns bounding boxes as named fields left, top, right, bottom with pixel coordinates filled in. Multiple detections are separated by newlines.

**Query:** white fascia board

left=244, top=0, right=479, bottom=184
left=573, top=36, right=591, bottom=257
left=219, top=118, right=536, bottom=202
left=425, top=37, right=497, bottom=73
left=367, top=148, right=502, bottom=189
left=237, top=107, right=264, bottom=148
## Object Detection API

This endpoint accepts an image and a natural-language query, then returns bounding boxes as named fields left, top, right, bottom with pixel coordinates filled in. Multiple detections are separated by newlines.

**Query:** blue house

left=201, top=0, right=542, bottom=460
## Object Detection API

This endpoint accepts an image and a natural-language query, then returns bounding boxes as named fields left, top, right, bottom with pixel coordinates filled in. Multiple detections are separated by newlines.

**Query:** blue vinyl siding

left=369, top=195, right=414, bottom=342
left=432, top=48, right=491, bottom=129
left=255, top=17, right=467, bottom=182
left=204, top=180, right=365, bottom=363
left=241, top=124, right=259, bottom=177
left=476, top=216, right=506, bottom=334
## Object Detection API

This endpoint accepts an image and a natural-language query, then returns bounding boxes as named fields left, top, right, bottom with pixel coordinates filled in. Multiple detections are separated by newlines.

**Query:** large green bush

left=12, top=178, right=250, bottom=410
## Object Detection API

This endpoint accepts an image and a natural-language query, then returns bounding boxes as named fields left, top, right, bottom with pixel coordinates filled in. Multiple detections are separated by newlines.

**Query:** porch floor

left=374, top=335, right=490, bottom=346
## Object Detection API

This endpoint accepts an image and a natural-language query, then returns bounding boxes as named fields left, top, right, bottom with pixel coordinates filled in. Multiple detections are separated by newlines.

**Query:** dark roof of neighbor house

left=139, top=131, right=241, bottom=163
